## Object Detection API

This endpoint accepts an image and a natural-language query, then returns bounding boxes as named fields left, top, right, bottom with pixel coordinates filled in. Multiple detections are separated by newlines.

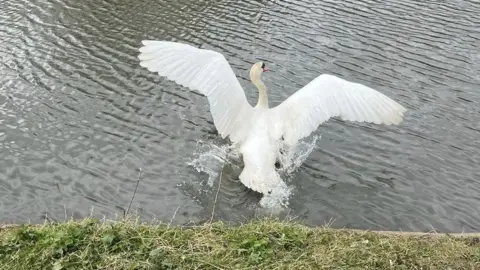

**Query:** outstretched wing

left=268, top=74, right=407, bottom=146
left=138, top=40, right=254, bottom=143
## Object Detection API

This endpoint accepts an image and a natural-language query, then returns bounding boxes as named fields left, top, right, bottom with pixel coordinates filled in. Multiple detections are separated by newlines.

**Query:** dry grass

left=0, top=217, right=479, bottom=269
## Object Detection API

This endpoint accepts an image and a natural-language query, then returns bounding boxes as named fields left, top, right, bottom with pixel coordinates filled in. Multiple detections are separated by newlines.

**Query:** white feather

left=268, top=74, right=407, bottom=146
left=138, top=40, right=407, bottom=195
left=138, top=40, right=254, bottom=144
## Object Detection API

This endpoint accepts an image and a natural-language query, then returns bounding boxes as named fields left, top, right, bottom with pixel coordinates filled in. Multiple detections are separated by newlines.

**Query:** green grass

left=0, top=218, right=479, bottom=269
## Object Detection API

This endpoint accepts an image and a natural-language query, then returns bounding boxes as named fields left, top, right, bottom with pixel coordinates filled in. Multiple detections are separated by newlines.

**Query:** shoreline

left=2, top=220, right=479, bottom=237
left=1, top=218, right=479, bottom=269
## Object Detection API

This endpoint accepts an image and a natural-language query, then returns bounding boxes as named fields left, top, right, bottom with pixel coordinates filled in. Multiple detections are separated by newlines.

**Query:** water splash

left=186, top=140, right=229, bottom=188
left=259, top=134, right=321, bottom=209
left=279, top=134, right=321, bottom=176
left=187, top=134, right=320, bottom=208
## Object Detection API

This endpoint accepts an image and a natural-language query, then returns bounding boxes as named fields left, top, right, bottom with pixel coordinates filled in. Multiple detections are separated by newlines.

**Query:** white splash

left=187, top=140, right=228, bottom=187
left=187, top=134, right=320, bottom=208
left=278, top=134, right=321, bottom=176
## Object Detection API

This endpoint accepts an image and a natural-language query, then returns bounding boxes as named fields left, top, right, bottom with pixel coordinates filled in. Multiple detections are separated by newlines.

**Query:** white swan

left=138, top=40, right=407, bottom=194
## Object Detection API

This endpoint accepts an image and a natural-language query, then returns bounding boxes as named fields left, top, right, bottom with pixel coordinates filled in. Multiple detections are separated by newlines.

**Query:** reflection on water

left=0, top=0, right=479, bottom=232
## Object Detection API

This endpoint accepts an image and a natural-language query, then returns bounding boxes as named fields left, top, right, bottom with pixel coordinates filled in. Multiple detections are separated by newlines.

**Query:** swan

left=137, top=40, right=407, bottom=195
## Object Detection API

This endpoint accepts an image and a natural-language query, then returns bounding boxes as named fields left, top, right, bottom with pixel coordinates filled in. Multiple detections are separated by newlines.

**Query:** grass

left=0, top=218, right=479, bottom=269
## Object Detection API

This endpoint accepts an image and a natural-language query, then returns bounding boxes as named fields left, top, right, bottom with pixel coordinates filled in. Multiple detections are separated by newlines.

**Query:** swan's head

left=249, top=62, right=269, bottom=82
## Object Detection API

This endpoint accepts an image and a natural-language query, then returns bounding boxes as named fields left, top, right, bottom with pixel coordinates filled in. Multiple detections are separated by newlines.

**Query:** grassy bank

left=1, top=218, right=479, bottom=269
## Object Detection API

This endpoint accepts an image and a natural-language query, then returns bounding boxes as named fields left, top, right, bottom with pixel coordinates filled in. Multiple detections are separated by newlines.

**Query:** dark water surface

left=1, top=0, right=479, bottom=232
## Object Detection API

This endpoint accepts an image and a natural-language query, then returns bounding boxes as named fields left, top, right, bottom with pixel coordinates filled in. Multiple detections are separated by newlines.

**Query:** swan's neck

left=253, top=79, right=269, bottom=108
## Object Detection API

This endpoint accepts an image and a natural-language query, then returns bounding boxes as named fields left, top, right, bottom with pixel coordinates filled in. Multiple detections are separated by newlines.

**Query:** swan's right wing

left=268, top=74, right=407, bottom=146
left=138, top=40, right=254, bottom=143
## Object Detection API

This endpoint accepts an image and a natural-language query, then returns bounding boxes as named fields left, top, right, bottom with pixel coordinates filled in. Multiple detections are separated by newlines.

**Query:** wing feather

left=138, top=40, right=253, bottom=143
left=269, top=74, right=407, bottom=146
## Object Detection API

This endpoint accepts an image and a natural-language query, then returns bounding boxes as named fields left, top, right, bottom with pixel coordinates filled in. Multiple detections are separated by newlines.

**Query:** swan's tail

left=237, top=129, right=288, bottom=195
left=239, top=157, right=286, bottom=194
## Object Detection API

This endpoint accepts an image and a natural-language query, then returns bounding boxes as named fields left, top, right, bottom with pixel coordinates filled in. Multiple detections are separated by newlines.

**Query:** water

left=1, top=0, right=479, bottom=233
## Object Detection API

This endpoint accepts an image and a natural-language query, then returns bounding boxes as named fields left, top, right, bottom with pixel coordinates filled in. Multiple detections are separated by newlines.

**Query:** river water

left=1, top=0, right=479, bottom=233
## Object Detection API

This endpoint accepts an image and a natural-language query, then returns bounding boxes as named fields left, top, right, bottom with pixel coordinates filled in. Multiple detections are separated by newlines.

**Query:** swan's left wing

left=138, top=40, right=254, bottom=143
left=268, top=74, right=407, bottom=146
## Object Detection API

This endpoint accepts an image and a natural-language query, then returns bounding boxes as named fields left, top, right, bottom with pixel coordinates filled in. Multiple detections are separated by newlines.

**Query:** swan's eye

left=261, top=63, right=265, bottom=69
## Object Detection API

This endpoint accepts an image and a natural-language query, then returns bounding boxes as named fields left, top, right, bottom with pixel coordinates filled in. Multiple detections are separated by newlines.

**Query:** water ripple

left=0, top=0, right=479, bottom=232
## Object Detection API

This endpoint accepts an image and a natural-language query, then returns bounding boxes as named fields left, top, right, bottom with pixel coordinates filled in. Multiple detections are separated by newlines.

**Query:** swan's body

left=138, top=40, right=407, bottom=194
left=238, top=106, right=287, bottom=193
